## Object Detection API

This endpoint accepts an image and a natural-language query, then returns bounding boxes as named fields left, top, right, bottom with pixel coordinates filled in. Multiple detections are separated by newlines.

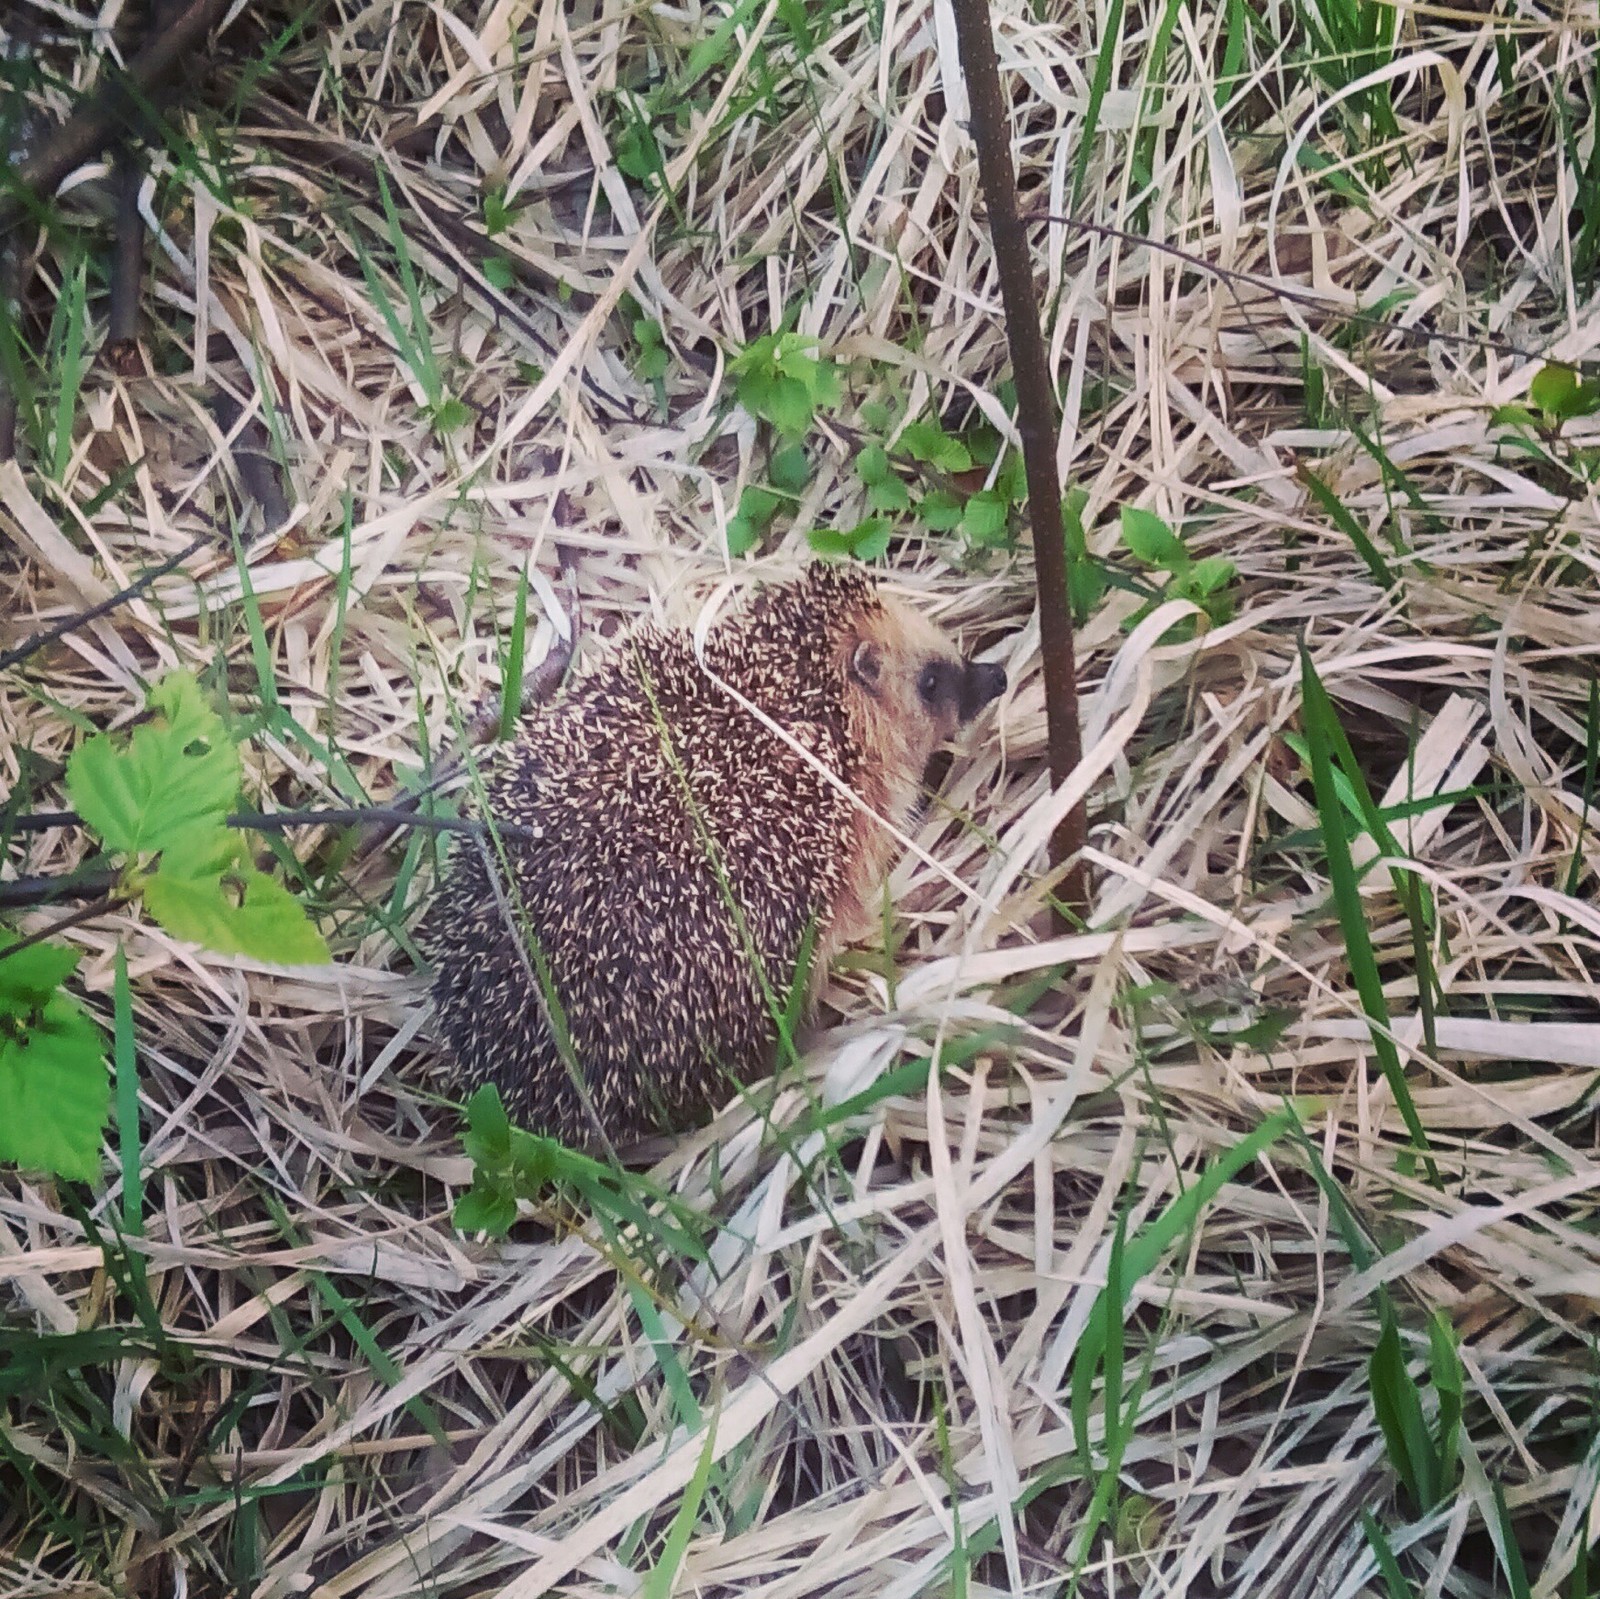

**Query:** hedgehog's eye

left=917, top=664, right=944, bottom=709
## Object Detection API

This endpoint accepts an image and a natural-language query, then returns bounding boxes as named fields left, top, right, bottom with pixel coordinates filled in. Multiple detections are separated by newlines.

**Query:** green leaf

left=1180, top=555, right=1237, bottom=597
left=806, top=528, right=855, bottom=559
left=769, top=442, right=811, bottom=493
left=1490, top=404, right=1539, bottom=432
left=856, top=444, right=893, bottom=485
left=431, top=396, right=472, bottom=432
left=849, top=518, right=891, bottom=560
left=632, top=318, right=669, bottom=382
left=763, top=375, right=815, bottom=437
left=1120, top=506, right=1188, bottom=569
left=482, top=256, right=515, bottom=292
left=463, top=1083, right=512, bottom=1169
left=453, top=1182, right=518, bottom=1237
left=143, top=864, right=330, bottom=964
left=735, top=367, right=777, bottom=421
left=483, top=189, right=515, bottom=235
left=917, top=489, right=965, bottom=531
left=737, top=485, right=780, bottom=527
left=1531, top=363, right=1579, bottom=417
left=0, top=981, right=108, bottom=1181
left=509, top=1126, right=561, bottom=1191
left=961, top=490, right=1010, bottom=546
left=67, top=672, right=240, bottom=859
left=1069, top=559, right=1108, bottom=622
left=866, top=474, right=910, bottom=514
left=1370, top=1310, right=1431, bottom=1508
left=1070, top=1110, right=1293, bottom=1464
left=899, top=420, right=971, bottom=472
left=725, top=516, right=761, bottom=557
left=0, top=939, right=82, bottom=1015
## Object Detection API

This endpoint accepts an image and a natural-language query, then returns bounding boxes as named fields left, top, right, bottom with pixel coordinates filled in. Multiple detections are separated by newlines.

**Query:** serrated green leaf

left=806, top=528, right=854, bottom=558
left=804, top=361, right=840, bottom=408
left=769, top=442, right=810, bottom=493
left=856, top=444, right=891, bottom=484
left=0, top=996, right=107, bottom=1180
left=900, top=420, right=971, bottom=471
left=1490, top=404, right=1539, bottom=431
left=483, top=190, right=515, bottom=235
left=737, top=485, right=780, bottom=527
left=431, top=396, right=471, bottom=432
left=736, top=367, right=777, bottom=419
left=1069, top=559, right=1108, bottom=621
left=763, top=375, right=816, bottom=437
left=509, top=1126, right=561, bottom=1190
left=1180, top=556, right=1237, bottom=597
left=962, top=490, right=1010, bottom=546
left=453, top=1183, right=518, bottom=1237
left=0, top=935, right=82, bottom=1015
left=995, top=448, right=1027, bottom=504
left=917, top=489, right=965, bottom=531
left=67, top=672, right=240, bottom=859
left=143, top=866, right=329, bottom=964
left=1120, top=506, right=1189, bottom=569
left=849, top=518, right=891, bottom=560
left=464, top=1083, right=512, bottom=1168
left=866, top=475, right=910, bottom=514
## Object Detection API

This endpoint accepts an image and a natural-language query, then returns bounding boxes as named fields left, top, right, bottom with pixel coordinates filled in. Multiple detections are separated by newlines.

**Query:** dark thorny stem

left=949, top=0, right=1088, bottom=920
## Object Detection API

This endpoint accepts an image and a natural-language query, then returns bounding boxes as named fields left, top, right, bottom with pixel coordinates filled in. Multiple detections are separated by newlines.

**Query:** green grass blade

left=1071, top=1109, right=1292, bottom=1460
left=641, top=1404, right=721, bottom=1599
left=499, top=562, right=531, bottom=742
left=1071, top=0, right=1126, bottom=209
left=1300, top=648, right=1438, bottom=1185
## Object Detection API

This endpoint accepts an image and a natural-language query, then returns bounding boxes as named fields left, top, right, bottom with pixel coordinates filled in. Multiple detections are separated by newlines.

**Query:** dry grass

left=4, top=0, right=1600, bottom=1594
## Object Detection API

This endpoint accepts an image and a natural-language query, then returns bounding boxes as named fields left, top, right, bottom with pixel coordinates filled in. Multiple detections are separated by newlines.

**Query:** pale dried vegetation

left=3, top=0, right=1600, bottom=1594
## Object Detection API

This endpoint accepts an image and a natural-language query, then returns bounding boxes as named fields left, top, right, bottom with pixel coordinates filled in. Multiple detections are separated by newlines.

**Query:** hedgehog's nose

left=959, top=660, right=1007, bottom=722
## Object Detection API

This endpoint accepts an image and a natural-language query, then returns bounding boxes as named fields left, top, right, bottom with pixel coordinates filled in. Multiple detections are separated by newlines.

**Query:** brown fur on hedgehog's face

left=837, top=591, right=1008, bottom=823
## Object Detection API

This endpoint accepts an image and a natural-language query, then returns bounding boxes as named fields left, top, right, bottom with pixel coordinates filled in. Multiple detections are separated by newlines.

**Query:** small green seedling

left=1120, top=507, right=1237, bottom=634
left=65, top=672, right=329, bottom=968
left=454, top=1084, right=715, bottom=1277
left=1492, top=363, right=1600, bottom=484
left=729, top=333, right=841, bottom=439
left=1369, top=1305, right=1463, bottom=1514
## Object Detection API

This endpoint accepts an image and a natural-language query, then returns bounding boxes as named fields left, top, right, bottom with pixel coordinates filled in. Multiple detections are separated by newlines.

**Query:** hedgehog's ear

left=849, top=638, right=883, bottom=692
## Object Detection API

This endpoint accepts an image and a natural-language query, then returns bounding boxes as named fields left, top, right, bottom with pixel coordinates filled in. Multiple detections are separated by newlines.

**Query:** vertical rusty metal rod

left=948, top=0, right=1088, bottom=917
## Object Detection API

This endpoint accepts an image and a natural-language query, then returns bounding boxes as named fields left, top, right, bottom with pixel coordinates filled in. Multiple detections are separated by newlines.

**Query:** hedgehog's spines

left=422, top=562, right=991, bottom=1148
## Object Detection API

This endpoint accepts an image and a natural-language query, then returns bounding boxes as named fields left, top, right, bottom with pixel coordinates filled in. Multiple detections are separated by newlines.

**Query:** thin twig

left=0, top=893, right=125, bottom=960
left=0, top=530, right=214, bottom=674
left=3, top=807, right=542, bottom=844
left=0, top=868, right=119, bottom=910
left=951, top=0, right=1087, bottom=919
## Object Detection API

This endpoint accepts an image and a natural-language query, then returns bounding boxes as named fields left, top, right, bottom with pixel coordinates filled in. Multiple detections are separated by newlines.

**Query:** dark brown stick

left=107, top=143, right=146, bottom=361
left=949, top=0, right=1087, bottom=918
left=0, top=237, right=19, bottom=463
left=0, top=0, right=234, bottom=238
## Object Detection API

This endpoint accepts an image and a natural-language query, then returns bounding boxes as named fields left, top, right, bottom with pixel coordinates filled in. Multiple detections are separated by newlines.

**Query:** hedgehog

left=421, top=563, right=1006, bottom=1148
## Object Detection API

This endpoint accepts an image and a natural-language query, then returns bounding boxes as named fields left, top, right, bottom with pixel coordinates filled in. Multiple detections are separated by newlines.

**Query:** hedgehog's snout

left=959, top=660, right=1007, bottom=722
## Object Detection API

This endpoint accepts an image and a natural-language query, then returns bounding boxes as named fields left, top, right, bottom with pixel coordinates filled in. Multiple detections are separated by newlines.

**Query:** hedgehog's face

left=842, top=595, right=1007, bottom=796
